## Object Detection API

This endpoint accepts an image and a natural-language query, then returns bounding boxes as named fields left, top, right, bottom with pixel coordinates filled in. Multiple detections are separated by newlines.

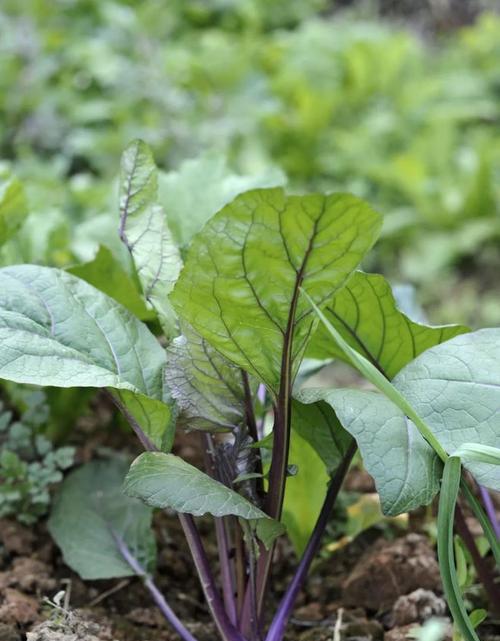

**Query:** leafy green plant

left=0, top=140, right=498, bottom=641
left=0, top=397, right=75, bottom=524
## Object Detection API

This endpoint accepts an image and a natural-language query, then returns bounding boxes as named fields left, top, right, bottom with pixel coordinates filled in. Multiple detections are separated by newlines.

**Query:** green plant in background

left=1, top=2, right=500, bottom=324
left=0, top=139, right=498, bottom=641
left=0, top=396, right=75, bottom=524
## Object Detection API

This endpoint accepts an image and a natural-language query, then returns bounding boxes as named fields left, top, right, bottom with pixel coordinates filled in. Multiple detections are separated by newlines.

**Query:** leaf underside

left=48, top=459, right=156, bottom=580
left=0, top=265, right=172, bottom=449
left=165, top=321, right=256, bottom=432
left=297, top=388, right=442, bottom=516
left=120, top=139, right=182, bottom=338
left=394, top=328, right=500, bottom=491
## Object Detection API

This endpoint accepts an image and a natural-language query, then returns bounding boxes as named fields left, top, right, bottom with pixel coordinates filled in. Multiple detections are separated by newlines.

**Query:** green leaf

left=165, top=322, right=256, bottom=432
left=393, top=329, right=500, bottom=491
left=291, top=398, right=351, bottom=474
left=159, top=153, right=285, bottom=249
left=307, top=271, right=468, bottom=379
left=297, top=388, right=441, bottom=516
left=0, top=173, right=28, bottom=247
left=171, top=188, right=382, bottom=394
left=282, top=428, right=329, bottom=554
left=48, top=459, right=156, bottom=580
left=67, top=245, right=154, bottom=321
left=124, top=452, right=283, bottom=546
left=437, top=457, right=479, bottom=641
left=0, top=265, right=172, bottom=449
left=120, top=140, right=182, bottom=338
left=302, top=289, right=448, bottom=460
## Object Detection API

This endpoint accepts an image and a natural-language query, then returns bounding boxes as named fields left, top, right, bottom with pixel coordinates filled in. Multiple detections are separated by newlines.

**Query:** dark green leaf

left=48, top=459, right=156, bottom=580
left=67, top=245, right=154, bottom=320
left=291, top=398, right=350, bottom=474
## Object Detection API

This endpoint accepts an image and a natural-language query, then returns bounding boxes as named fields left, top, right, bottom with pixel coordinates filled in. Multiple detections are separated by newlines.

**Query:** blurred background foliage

left=1, top=0, right=499, bottom=329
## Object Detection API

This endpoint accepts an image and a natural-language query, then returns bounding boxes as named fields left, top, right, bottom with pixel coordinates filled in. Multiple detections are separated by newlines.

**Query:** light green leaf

left=0, top=265, right=172, bottom=449
left=159, top=153, right=285, bottom=248
left=120, top=140, right=182, bottom=338
left=171, top=188, right=382, bottom=394
left=394, top=329, right=500, bottom=492
left=291, top=398, right=351, bottom=474
left=124, top=452, right=283, bottom=546
left=297, top=388, right=441, bottom=516
left=307, top=271, right=468, bottom=379
left=48, top=459, right=156, bottom=580
left=282, top=428, right=329, bottom=554
left=0, top=173, right=28, bottom=247
left=165, top=322, right=256, bottom=432
left=67, top=245, right=154, bottom=321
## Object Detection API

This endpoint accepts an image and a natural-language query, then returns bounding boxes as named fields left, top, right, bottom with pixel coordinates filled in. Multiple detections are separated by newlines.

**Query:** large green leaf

left=120, top=140, right=182, bottom=338
left=48, top=459, right=156, bottom=580
left=0, top=173, right=28, bottom=247
left=165, top=322, right=256, bottom=432
left=307, top=271, right=468, bottom=379
left=394, top=328, right=500, bottom=491
left=124, top=452, right=283, bottom=546
left=159, top=153, right=285, bottom=249
left=291, top=398, right=350, bottom=474
left=297, top=388, right=441, bottom=516
left=0, top=265, right=172, bottom=449
left=171, top=188, right=382, bottom=394
left=67, top=245, right=154, bottom=321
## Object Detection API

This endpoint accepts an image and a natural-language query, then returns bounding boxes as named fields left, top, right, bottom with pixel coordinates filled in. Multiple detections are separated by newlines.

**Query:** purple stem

left=112, top=531, right=199, bottom=641
left=265, top=440, right=357, bottom=641
left=114, top=399, right=241, bottom=640
left=479, top=485, right=500, bottom=540
left=204, top=434, right=238, bottom=626
left=179, top=513, right=248, bottom=641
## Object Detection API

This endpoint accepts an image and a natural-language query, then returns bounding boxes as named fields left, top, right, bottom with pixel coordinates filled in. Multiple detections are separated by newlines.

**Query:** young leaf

left=307, top=271, right=468, bottom=379
left=0, top=173, right=28, bottom=247
left=291, top=398, right=351, bottom=474
left=124, top=452, right=284, bottom=546
left=282, top=428, right=329, bottom=554
left=0, top=265, right=172, bottom=449
left=171, top=188, right=382, bottom=394
left=67, top=245, right=154, bottom=321
left=297, top=388, right=441, bottom=516
left=120, top=140, right=182, bottom=338
left=48, top=459, right=156, bottom=580
left=159, top=153, right=285, bottom=249
left=165, top=322, right=256, bottom=432
left=394, top=328, right=500, bottom=491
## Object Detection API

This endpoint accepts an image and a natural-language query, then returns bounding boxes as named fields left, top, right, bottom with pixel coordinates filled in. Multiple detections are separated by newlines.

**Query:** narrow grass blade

left=438, top=457, right=479, bottom=641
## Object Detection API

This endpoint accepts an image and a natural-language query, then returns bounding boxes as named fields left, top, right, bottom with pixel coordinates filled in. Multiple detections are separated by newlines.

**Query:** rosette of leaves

left=0, top=397, right=75, bottom=525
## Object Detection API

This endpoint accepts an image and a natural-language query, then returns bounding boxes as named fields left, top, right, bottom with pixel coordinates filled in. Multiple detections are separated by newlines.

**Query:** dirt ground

left=0, top=410, right=499, bottom=641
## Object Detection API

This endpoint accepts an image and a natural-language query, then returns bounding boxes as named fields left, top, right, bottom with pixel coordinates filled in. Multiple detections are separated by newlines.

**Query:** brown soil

left=0, top=409, right=498, bottom=641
